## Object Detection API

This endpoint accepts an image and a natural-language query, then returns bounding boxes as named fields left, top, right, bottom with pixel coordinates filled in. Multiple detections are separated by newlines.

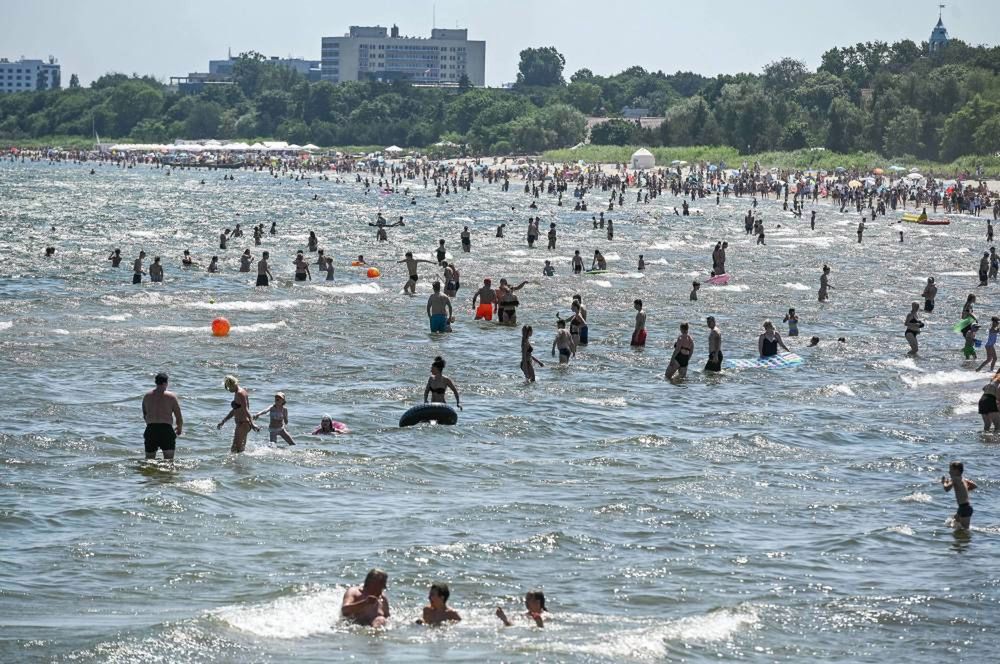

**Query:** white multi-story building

left=0, top=57, right=60, bottom=93
left=321, top=25, right=485, bottom=86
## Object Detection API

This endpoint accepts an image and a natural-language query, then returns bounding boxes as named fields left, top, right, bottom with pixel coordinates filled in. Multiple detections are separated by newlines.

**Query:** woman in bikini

left=423, top=356, right=462, bottom=409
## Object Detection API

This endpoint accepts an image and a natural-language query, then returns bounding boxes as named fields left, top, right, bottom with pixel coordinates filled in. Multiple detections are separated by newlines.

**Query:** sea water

left=1, top=161, right=998, bottom=662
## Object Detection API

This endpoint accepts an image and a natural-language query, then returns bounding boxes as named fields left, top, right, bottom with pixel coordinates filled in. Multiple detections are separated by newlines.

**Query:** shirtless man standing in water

left=397, top=252, right=436, bottom=295
left=142, top=373, right=183, bottom=460
left=342, top=569, right=391, bottom=627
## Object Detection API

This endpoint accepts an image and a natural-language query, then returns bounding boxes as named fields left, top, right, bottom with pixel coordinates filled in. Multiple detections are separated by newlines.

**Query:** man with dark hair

left=141, top=373, right=183, bottom=460
left=342, top=568, right=390, bottom=627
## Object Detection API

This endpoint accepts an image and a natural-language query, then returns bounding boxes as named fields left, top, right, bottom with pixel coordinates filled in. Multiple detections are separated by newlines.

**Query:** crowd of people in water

left=11, top=148, right=991, bottom=536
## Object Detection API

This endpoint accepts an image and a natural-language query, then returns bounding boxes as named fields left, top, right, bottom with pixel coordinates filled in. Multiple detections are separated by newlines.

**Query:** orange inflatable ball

left=211, top=317, right=231, bottom=337
left=367, top=267, right=381, bottom=278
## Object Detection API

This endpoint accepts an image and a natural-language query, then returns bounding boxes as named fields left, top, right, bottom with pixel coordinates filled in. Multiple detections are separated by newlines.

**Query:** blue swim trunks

left=430, top=313, right=448, bottom=333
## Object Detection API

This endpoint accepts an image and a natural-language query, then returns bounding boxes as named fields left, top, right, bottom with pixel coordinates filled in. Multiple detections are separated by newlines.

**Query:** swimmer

left=397, top=252, right=435, bottom=295
left=808, top=336, right=820, bottom=347
left=905, top=302, right=924, bottom=355
left=665, top=322, right=694, bottom=380
left=460, top=226, right=471, bottom=252
left=551, top=319, right=577, bottom=364
left=591, top=250, right=607, bottom=271
left=141, top=372, right=183, bottom=461
left=638, top=254, right=645, bottom=271
left=964, top=324, right=979, bottom=361
left=207, top=256, right=219, bottom=273
left=427, top=281, right=453, bottom=333
left=256, top=251, right=273, bottom=286
left=341, top=569, right=391, bottom=628
left=571, top=250, right=584, bottom=274
left=705, top=316, right=723, bottom=371
left=307, top=231, right=318, bottom=252
left=690, top=281, right=700, bottom=301
left=978, top=373, right=1000, bottom=431
left=547, top=223, right=557, bottom=250
left=496, top=278, right=527, bottom=326
left=325, top=256, right=335, bottom=281
left=783, top=308, right=799, bottom=336
left=978, top=317, right=1000, bottom=371
left=417, top=582, right=462, bottom=625
left=758, top=320, right=789, bottom=357
left=496, top=589, right=547, bottom=628
left=961, top=294, right=977, bottom=331
left=253, top=392, right=296, bottom=446
left=182, top=249, right=193, bottom=267
left=108, top=248, right=122, bottom=267
left=44, top=246, right=55, bottom=257
left=149, top=256, right=163, bottom=282
left=818, top=265, right=832, bottom=302
left=239, top=249, right=253, bottom=273
left=443, top=262, right=460, bottom=298
left=218, top=375, right=259, bottom=454
left=496, top=223, right=506, bottom=238
left=293, top=251, right=311, bottom=282
left=435, top=239, right=448, bottom=265
left=631, top=299, right=647, bottom=347
left=941, top=461, right=977, bottom=530
left=922, top=277, right=937, bottom=312
left=313, top=414, right=348, bottom=435
left=132, top=251, right=146, bottom=284
left=521, top=325, right=544, bottom=382
left=472, top=279, right=497, bottom=320
left=219, top=229, right=229, bottom=250
left=424, top=356, right=462, bottom=409
left=542, top=260, right=554, bottom=276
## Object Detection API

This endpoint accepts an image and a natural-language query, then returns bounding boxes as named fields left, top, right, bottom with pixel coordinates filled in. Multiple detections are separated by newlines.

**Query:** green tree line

left=1, top=40, right=998, bottom=161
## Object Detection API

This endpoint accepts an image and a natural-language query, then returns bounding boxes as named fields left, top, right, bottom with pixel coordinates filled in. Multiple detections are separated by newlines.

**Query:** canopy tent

left=302, top=144, right=319, bottom=151
left=384, top=145, right=404, bottom=154
left=906, top=172, right=924, bottom=181
left=630, top=148, right=655, bottom=170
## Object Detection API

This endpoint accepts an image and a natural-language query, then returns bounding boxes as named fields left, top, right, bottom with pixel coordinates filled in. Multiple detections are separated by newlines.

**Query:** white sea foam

left=713, top=284, right=750, bottom=292
left=901, top=492, right=933, bottom=503
left=91, top=313, right=132, bottom=321
left=312, top=283, right=381, bottom=295
left=142, top=321, right=287, bottom=335
left=650, top=241, right=686, bottom=250
left=887, top=524, right=914, bottom=536
left=213, top=586, right=344, bottom=639
left=938, top=271, right=977, bottom=276
left=590, top=280, right=613, bottom=288
left=882, top=357, right=922, bottom=372
left=184, top=299, right=317, bottom=312
left=783, top=282, right=810, bottom=290
left=177, top=479, right=218, bottom=495
left=901, top=370, right=983, bottom=387
left=0, top=321, right=12, bottom=331
left=824, top=383, right=856, bottom=397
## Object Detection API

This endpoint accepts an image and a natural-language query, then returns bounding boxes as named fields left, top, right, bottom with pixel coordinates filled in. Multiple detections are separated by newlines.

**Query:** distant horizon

left=1, top=0, right=996, bottom=87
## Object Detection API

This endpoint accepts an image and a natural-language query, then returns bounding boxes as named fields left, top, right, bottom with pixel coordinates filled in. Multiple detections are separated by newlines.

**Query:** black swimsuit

left=761, top=337, right=779, bottom=357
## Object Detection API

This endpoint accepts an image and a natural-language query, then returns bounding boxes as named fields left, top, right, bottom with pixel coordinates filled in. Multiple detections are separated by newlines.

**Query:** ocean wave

left=782, top=282, right=810, bottom=290
left=142, top=321, right=287, bottom=335
left=213, top=585, right=344, bottom=639
left=901, top=370, right=983, bottom=387
left=0, top=321, right=12, bottom=331
left=312, top=283, right=382, bottom=295
left=184, top=299, right=317, bottom=312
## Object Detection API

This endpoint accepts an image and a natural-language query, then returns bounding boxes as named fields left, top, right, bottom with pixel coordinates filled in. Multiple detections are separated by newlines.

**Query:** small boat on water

left=902, top=213, right=950, bottom=225
left=161, top=156, right=244, bottom=170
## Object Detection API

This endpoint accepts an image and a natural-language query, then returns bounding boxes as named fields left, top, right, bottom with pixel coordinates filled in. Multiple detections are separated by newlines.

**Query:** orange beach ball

left=211, top=317, right=231, bottom=337
left=367, top=267, right=381, bottom=278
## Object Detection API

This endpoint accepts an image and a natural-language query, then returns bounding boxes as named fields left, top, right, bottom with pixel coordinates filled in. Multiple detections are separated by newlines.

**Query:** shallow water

left=2, top=161, right=999, bottom=662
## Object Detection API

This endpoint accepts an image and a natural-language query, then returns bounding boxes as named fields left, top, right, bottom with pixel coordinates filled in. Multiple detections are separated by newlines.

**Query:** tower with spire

left=929, top=5, right=949, bottom=53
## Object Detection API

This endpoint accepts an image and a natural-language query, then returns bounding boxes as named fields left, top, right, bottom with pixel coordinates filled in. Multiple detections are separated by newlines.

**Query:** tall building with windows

left=0, top=57, right=60, bottom=93
left=321, top=25, right=485, bottom=86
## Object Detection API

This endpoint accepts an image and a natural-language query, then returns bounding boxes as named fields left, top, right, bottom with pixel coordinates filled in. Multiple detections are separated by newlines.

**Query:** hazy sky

left=2, top=0, right=996, bottom=86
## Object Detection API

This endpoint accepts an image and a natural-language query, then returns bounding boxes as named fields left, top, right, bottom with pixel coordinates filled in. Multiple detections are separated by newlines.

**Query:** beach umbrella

left=302, top=144, right=319, bottom=151
left=906, top=172, right=923, bottom=181
left=385, top=145, right=404, bottom=154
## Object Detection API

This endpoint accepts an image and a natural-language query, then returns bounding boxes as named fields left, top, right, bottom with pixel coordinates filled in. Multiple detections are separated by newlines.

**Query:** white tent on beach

left=630, top=148, right=655, bottom=170
left=384, top=145, right=404, bottom=154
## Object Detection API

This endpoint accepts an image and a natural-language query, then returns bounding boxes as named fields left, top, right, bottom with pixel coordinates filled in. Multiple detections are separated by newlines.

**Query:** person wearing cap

left=141, top=373, right=183, bottom=460
left=253, top=392, right=295, bottom=446
left=472, top=278, right=497, bottom=320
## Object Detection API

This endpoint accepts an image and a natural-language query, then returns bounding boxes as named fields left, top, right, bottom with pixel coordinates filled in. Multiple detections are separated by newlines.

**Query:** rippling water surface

left=2, top=160, right=999, bottom=662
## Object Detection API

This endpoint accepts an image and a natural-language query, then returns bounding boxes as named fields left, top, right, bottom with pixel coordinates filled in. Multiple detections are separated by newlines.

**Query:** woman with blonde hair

left=218, top=375, right=259, bottom=453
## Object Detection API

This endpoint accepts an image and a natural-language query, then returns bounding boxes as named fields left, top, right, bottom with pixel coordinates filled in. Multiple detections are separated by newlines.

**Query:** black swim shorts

left=675, top=352, right=690, bottom=368
left=256, top=274, right=269, bottom=286
left=958, top=502, right=974, bottom=518
left=144, top=423, right=176, bottom=455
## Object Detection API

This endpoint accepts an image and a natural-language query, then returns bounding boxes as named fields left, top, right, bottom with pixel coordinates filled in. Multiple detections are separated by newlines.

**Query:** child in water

left=253, top=393, right=296, bottom=446
left=417, top=582, right=462, bottom=625
left=964, top=324, right=980, bottom=360
left=783, top=308, right=799, bottom=336
left=496, top=589, right=547, bottom=628
left=942, top=461, right=977, bottom=531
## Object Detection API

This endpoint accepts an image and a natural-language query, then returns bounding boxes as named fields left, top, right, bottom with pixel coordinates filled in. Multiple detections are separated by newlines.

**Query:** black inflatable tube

left=399, top=403, right=458, bottom=427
